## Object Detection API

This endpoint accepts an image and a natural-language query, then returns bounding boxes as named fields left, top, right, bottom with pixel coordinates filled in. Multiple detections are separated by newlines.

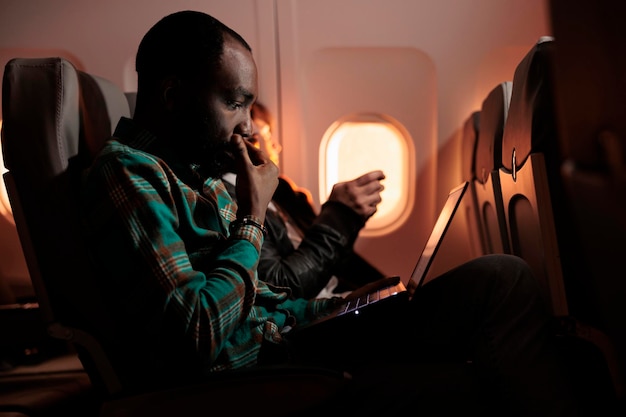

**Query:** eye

left=227, top=100, right=243, bottom=110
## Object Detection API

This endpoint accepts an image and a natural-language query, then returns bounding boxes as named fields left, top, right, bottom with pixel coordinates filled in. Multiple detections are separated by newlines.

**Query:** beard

left=172, top=102, right=236, bottom=179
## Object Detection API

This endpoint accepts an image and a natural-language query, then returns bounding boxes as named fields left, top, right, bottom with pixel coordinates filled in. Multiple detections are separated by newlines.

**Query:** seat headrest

left=78, top=70, right=131, bottom=159
left=2, top=57, right=130, bottom=177
left=3, top=58, right=80, bottom=177
left=474, top=81, right=512, bottom=184
left=501, top=36, right=557, bottom=173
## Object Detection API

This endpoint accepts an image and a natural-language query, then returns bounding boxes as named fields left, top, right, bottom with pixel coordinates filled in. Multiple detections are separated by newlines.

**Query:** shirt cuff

left=229, top=215, right=265, bottom=252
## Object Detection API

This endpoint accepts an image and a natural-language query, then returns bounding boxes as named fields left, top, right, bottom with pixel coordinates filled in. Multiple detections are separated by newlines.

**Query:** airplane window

left=319, top=113, right=414, bottom=236
left=0, top=120, right=14, bottom=224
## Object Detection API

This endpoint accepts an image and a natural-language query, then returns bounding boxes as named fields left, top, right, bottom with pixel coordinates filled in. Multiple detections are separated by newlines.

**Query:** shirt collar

left=113, top=117, right=206, bottom=189
left=113, top=116, right=156, bottom=151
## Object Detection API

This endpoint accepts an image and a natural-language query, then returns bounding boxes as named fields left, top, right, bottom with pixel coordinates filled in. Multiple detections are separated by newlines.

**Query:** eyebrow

left=233, top=86, right=255, bottom=104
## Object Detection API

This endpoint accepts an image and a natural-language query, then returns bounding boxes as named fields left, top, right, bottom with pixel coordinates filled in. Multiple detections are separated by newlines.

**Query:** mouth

left=219, top=140, right=239, bottom=170
left=223, top=140, right=238, bottom=160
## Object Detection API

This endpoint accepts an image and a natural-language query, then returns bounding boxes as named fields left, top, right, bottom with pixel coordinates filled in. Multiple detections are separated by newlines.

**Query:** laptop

left=284, top=181, right=469, bottom=338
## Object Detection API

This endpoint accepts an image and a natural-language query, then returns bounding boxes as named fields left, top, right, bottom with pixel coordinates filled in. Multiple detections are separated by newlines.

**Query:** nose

left=250, top=118, right=260, bottom=136
left=238, top=111, right=253, bottom=139
left=246, top=119, right=262, bottom=148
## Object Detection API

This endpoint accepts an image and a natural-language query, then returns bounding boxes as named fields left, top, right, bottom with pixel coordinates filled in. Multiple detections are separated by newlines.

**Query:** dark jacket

left=225, top=176, right=384, bottom=299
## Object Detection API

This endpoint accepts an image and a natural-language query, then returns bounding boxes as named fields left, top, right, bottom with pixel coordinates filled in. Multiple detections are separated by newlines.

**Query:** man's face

left=172, top=37, right=258, bottom=178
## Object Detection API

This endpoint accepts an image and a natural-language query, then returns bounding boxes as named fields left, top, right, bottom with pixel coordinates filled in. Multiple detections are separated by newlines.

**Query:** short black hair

left=135, top=10, right=251, bottom=88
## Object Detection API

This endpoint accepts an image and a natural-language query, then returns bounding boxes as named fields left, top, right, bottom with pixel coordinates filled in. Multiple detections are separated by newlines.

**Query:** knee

left=429, top=254, right=540, bottom=302
left=477, top=254, right=542, bottom=301
left=465, top=254, right=536, bottom=290
left=474, top=254, right=531, bottom=276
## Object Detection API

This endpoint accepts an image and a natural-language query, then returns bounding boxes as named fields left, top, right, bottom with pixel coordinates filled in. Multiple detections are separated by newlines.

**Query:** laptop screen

left=407, top=181, right=469, bottom=292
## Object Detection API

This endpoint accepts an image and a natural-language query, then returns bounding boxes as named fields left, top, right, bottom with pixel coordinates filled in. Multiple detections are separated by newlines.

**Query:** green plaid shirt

left=80, top=117, right=337, bottom=379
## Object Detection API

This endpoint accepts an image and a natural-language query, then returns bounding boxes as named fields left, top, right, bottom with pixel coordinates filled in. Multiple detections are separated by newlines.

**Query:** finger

left=354, top=170, right=385, bottom=186
left=230, top=135, right=251, bottom=165
left=244, top=134, right=261, bottom=149
left=367, top=193, right=383, bottom=207
left=361, top=180, right=385, bottom=195
left=233, top=135, right=268, bottom=167
left=362, top=197, right=382, bottom=215
left=354, top=183, right=382, bottom=201
left=243, top=138, right=269, bottom=166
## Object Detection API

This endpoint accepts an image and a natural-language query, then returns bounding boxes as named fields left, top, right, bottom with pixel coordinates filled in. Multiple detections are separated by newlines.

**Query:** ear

left=160, top=76, right=180, bottom=111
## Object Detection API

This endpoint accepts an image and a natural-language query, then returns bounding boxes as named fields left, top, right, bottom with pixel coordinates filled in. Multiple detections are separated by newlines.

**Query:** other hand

left=327, top=170, right=385, bottom=221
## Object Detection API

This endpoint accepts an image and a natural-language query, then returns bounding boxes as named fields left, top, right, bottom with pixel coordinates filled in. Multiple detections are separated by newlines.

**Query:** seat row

left=458, top=35, right=625, bottom=414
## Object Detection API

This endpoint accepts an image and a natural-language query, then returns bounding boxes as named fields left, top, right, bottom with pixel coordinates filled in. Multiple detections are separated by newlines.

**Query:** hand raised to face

left=230, top=135, right=279, bottom=220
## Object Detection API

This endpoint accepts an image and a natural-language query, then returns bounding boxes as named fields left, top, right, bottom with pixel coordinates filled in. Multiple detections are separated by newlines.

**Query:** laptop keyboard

left=337, top=285, right=400, bottom=316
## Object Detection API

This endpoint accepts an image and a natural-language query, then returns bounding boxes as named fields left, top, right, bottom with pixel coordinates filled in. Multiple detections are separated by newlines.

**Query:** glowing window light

left=0, top=120, right=14, bottom=224
left=320, top=114, right=414, bottom=236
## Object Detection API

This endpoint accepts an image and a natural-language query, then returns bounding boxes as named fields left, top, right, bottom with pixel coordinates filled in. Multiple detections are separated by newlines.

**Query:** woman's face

left=250, top=117, right=281, bottom=167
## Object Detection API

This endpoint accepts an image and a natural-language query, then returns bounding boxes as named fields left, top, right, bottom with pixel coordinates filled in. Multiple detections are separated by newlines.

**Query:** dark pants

left=292, top=254, right=579, bottom=416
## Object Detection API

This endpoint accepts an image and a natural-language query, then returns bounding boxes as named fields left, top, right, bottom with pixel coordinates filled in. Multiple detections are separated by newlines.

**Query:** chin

left=195, top=155, right=234, bottom=180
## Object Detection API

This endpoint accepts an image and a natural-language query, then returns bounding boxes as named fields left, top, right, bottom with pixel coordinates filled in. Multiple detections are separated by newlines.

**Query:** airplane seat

left=459, top=111, right=485, bottom=257
left=499, top=36, right=623, bottom=412
left=1, top=57, right=349, bottom=417
left=2, top=57, right=130, bottom=390
left=472, top=81, right=512, bottom=255
left=499, top=36, right=612, bottom=322
left=499, top=36, right=571, bottom=317
left=0, top=57, right=120, bottom=416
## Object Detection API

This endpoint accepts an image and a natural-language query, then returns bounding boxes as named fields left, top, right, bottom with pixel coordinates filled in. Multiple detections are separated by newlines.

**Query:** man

left=80, top=10, right=578, bottom=416
left=223, top=101, right=386, bottom=299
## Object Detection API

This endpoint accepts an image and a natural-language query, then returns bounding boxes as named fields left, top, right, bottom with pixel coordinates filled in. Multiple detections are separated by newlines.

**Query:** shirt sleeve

left=259, top=200, right=366, bottom=299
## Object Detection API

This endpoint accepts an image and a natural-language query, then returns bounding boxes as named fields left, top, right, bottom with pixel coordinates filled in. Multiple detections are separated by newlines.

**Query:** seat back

left=498, top=36, right=625, bottom=401
left=458, top=111, right=485, bottom=257
left=498, top=37, right=581, bottom=318
left=472, top=81, right=512, bottom=255
left=1, top=57, right=130, bottom=397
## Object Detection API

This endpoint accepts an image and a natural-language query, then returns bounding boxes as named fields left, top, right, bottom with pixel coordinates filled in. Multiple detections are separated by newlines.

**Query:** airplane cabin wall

left=0, top=0, right=551, bottom=298
left=274, top=0, right=551, bottom=279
